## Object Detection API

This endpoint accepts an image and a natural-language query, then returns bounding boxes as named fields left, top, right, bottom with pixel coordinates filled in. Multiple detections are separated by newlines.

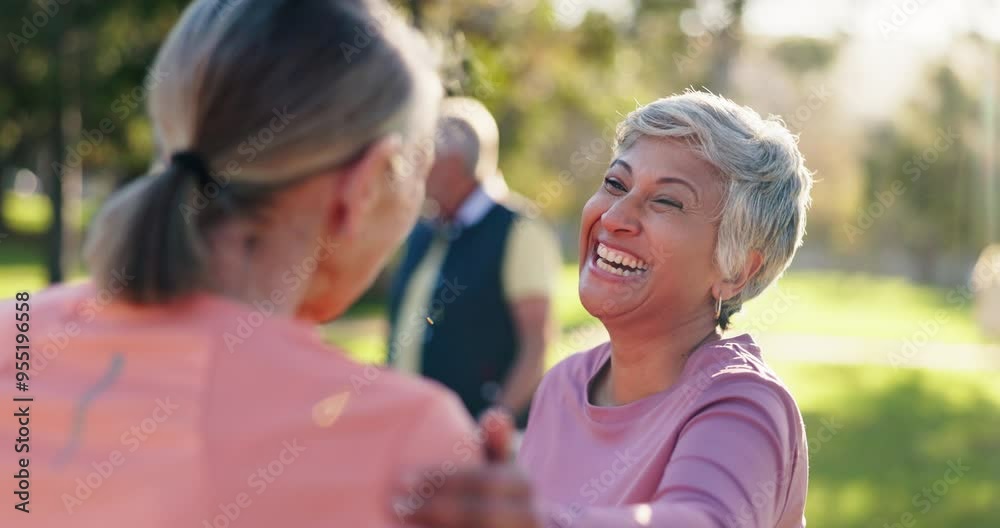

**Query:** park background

left=1, top=0, right=999, bottom=526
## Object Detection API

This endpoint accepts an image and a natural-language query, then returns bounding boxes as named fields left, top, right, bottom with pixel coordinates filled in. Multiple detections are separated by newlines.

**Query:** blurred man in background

left=388, top=97, right=561, bottom=425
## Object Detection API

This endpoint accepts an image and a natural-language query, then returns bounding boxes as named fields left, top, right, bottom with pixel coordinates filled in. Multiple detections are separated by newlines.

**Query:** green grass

left=4, top=192, right=52, bottom=234
left=0, top=239, right=88, bottom=298
left=3, top=191, right=99, bottom=236
left=0, top=239, right=49, bottom=298
left=327, top=331, right=385, bottom=364
left=737, top=271, right=987, bottom=343
left=553, top=265, right=989, bottom=343
left=771, top=360, right=1000, bottom=527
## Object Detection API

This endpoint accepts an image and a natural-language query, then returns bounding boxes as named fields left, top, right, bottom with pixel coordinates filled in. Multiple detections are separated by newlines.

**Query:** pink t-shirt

left=519, top=334, right=808, bottom=528
left=1, top=283, right=480, bottom=527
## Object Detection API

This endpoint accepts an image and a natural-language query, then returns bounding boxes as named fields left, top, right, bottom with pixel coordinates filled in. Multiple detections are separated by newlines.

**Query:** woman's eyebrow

left=610, top=158, right=700, bottom=202
left=655, top=176, right=698, bottom=198
left=609, top=159, right=632, bottom=173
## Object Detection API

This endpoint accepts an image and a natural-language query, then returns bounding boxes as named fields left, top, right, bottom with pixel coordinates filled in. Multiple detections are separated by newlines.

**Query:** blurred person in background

left=388, top=97, right=562, bottom=425
left=972, top=243, right=1000, bottom=338
left=0, top=0, right=482, bottom=526
left=397, top=91, right=814, bottom=528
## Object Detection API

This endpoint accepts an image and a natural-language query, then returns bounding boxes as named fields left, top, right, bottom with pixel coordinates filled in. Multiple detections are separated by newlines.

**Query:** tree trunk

left=45, top=29, right=65, bottom=284
left=409, top=0, right=423, bottom=28
left=709, top=0, right=745, bottom=92
left=61, top=34, right=84, bottom=277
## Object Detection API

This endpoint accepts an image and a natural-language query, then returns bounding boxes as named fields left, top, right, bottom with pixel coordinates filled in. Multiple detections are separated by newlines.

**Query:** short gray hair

left=436, top=97, right=499, bottom=181
left=615, top=91, right=813, bottom=329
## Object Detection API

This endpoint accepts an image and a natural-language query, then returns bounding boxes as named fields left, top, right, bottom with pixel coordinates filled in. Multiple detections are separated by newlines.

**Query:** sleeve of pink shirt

left=554, top=379, right=802, bottom=528
left=389, top=388, right=483, bottom=525
left=394, top=388, right=482, bottom=472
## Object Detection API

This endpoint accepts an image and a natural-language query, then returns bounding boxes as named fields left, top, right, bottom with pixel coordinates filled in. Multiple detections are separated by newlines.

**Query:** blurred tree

left=4, top=0, right=988, bottom=288
left=860, top=61, right=986, bottom=280
left=770, top=37, right=840, bottom=75
left=0, top=0, right=185, bottom=280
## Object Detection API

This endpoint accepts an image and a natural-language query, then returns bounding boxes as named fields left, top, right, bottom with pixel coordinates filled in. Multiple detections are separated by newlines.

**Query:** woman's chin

left=579, top=279, right=639, bottom=321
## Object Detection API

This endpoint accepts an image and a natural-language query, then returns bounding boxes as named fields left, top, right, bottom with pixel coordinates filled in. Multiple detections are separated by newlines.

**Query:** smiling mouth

left=594, top=242, right=649, bottom=277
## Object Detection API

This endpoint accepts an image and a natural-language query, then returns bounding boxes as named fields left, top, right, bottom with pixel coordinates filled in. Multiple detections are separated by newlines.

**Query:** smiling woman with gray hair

left=399, top=90, right=814, bottom=528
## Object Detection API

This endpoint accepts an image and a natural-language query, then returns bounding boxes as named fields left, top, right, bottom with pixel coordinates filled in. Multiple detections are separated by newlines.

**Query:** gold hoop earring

left=714, top=296, right=723, bottom=319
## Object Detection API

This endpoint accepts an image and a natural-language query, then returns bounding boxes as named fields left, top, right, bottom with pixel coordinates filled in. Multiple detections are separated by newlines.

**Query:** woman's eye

left=655, top=198, right=683, bottom=210
left=603, top=177, right=627, bottom=193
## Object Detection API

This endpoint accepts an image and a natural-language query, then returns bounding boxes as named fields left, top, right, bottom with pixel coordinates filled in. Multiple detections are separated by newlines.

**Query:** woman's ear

left=327, top=134, right=403, bottom=239
left=718, top=250, right=764, bottom=301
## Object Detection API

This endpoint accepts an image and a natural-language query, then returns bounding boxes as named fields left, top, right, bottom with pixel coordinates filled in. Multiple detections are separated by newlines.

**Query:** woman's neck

left=594, top=316, right=719, bottom=407
left=204, top=215, right=319, bottom=316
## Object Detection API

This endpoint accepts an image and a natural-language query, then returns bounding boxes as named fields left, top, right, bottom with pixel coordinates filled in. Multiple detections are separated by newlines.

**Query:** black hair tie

left=170, top=151, right=214, bottom=187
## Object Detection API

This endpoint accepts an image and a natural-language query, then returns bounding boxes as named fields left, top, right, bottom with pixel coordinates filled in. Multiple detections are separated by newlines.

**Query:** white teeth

left=597, top=258, right=622, bottom=276
left=594, top=242, right=650, bottom=277
left=596, top=243, right=648, bottom=272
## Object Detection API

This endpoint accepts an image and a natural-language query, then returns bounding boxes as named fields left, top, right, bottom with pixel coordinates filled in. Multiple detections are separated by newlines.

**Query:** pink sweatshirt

left=1, top=283, right=480, bottom=527
left=519, top=334, right=808, bottom=528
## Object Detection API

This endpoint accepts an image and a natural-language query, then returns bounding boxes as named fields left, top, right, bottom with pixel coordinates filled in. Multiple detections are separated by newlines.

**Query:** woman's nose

left=600, top=198, right=641, bottom=235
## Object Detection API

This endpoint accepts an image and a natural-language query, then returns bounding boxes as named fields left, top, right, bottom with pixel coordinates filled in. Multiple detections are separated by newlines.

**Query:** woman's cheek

left=581, top=193, right=607, bottom=222
left=579, top=195, right=605, bottom=251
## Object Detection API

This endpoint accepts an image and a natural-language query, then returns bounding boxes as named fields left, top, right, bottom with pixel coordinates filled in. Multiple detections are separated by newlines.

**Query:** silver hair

left=615, top=90, right=814, bottom=329
left=436, top=97, right=499, bottom=181
left=85, top=0, right=440, bottom=303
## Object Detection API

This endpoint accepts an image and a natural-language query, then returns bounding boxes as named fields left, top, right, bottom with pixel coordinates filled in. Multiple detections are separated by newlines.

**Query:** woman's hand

left=392, top=408, right=545, bottom=528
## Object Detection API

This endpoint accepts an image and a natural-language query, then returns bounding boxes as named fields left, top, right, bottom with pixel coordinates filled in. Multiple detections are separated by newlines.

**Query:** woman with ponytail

left=1, top=1, right=480, bottom=526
